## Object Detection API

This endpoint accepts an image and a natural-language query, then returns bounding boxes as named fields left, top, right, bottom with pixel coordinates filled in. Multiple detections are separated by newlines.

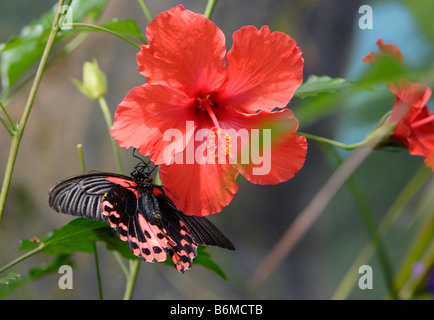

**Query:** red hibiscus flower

left=362, top=39, right=434, bottom=171
left=386, top=83, right=434, bottom=170
left=111, top=5, right=307, bottom=216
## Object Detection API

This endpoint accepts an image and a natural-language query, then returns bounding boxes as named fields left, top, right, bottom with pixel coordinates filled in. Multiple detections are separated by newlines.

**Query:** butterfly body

left=48, top=164, right=234, bottom=273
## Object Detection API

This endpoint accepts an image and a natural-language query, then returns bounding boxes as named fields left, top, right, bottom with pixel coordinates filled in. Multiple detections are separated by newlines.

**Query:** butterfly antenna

left=132, top=149, right=160, bottom=176
left=162, top=185, right=179, bottom=200
left=132, top=148, right=145, bottom=163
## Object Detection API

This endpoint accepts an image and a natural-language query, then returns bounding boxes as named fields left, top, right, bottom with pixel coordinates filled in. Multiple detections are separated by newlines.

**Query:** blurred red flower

left=362, top=39, right=434, bottom=171
left=361, top=38, right=403, bottom=64
left=111, top=5, right=307, bottom=216
left=387, top=82, right=434, bottom=170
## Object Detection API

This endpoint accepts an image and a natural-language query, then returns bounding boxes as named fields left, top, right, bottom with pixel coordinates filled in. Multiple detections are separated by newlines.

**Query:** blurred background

left=0, top=0, right=433, bottom=299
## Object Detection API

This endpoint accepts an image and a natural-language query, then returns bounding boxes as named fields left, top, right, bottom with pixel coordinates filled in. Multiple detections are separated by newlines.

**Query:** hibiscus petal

left=137, top=5, right=227, bottom=97
left=229, top=109, right=308, bottom=184
left=217, top=25, right=303, bottom=113
left=387, top=82, right=434, bottom=171
left=159, top=162, right=239, bottom=217
left=110, top=84, right=196, bottom=164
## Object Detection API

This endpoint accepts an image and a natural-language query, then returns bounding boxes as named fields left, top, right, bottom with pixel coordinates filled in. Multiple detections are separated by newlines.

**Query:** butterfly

left=48, top=161, right=235, bottom=273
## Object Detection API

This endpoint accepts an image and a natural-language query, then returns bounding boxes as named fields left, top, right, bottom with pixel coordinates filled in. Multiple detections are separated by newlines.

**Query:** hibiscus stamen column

left=197, top=96, right=231, bottom=158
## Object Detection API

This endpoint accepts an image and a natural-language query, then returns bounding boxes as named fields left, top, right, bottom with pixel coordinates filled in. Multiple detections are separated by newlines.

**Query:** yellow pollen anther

left=206, top=127, right=231, bottom=157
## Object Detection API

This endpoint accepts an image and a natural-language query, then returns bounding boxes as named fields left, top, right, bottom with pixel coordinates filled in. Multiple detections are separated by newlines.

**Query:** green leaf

left=357, top=55, right=408, bottom=86
left=20, top=218, right=137, bottom=260
left=99, top=19, right=145, bottom=42
left=294, top=75, right=361, bottom=99
left=0, top=0, right=109, bottom=92
left=194, top=247, right=228, bottom=280
left=0, top=272, right=21, bottom=285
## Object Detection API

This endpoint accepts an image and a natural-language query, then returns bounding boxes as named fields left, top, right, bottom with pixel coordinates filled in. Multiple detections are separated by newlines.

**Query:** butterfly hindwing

left=154, top=189, right=235, bottom=272
left=156, top=191, right=235, bottom=250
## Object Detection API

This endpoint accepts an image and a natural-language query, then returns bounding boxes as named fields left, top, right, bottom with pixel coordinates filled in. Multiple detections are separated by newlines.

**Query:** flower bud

left=72, top=59, right=107, bottom=100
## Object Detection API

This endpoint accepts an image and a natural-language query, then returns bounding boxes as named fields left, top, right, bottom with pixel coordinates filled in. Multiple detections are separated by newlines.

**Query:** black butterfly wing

left=48, top=172, right=127, bottom=221
left=48, top=172, right=169, bottom=263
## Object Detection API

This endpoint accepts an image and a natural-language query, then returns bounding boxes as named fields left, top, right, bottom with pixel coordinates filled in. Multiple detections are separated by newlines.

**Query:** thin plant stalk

left=137, top=0, right=152, bottom=23
left=325, top=145, right=397, bottom=299
left=0, top=244, right=45, bottom=275
left=66, top=22, right=143, bottom=48
left=123, top=260, right=140, bottom=300
left=93, top=242, right=104, bottom=300
left=332, top=165, right=431, bottom=299
left=204, top=0, right=218, bottom=19
left=248, top=125, right=394, bottom=289
left=0, top=0, right=65, bottom=223
left=299, top=132, right=368, bottom=150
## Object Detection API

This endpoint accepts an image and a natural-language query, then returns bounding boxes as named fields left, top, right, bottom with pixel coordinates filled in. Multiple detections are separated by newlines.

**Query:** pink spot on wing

left=106, top=177, right=139, bottom=197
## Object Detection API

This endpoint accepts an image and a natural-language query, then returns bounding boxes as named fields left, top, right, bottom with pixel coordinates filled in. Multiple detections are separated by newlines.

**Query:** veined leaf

left=295, top=75, right=361, bottom=98
left=99, top=19, right=145, bottom=42
left=194, top=246, right=228, bottom=280
left=20, top=217, right=137, bottom=260
left=0, top=0, right=109, bottom=92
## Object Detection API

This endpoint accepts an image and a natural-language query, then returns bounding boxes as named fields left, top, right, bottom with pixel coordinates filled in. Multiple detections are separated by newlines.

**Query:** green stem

left=123, top=260, right=140, bottom=300
left=249, top=125, right=395, bottom=289
left=67, top=22, right=142, bottom=49
left=394, top=203, right=434, bottom=299
left=204, top=0, right=218, bottom=19
left=113, top=252, right=130, bottom=278
left=77, top=144, right=86, bottom=173
left=326, top=145, right=398, bottom=299
left=0, top=101, right=17, bottom=135
left=0, top=0, right=65, bottom=223
left=98, top=97, right=123, bottom=174
left=299, top=132, right=368, bottom=150
left=93, top=242, right=104, bottom=300
left=137, top=0, right=153, bottom=23
left=398, top=238, right=434, bottom=300
left=0, top=115, right=14, bottom=136
left=0, top=243, right=45, bottom=275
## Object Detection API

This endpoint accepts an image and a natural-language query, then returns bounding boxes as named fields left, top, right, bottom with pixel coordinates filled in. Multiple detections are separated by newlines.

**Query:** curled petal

left=137, top=5, right=227, bottom=97
left=217, top=25, right=303, bottom=113
left=111, top=84, right=196, bottom=164
left=230, top=109, right=307, bottom=184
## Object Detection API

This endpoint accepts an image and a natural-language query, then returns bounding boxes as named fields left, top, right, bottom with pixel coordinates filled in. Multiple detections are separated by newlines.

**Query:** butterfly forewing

left=48, top=173, right=126, bottom=221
